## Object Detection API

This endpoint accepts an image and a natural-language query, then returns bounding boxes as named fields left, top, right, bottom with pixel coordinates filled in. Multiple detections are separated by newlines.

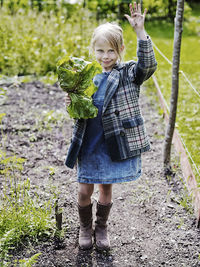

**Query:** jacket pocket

left=122, top=115, right=144, bottom=128
left=121, top=115, right=147, bottom=152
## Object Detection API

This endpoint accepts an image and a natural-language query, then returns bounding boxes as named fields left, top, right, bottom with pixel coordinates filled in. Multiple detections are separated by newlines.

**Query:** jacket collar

left=113, top=62, right=124, bottom=71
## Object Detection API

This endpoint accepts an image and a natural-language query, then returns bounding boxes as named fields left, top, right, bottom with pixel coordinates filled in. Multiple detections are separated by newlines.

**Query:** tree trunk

left=118, top=0, right=121, bottom=20
left=163, top=0, right=185, bottom=173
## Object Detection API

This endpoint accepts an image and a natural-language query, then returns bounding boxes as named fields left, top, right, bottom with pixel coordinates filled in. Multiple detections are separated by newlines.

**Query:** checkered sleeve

left=128, top=36, right=157, bottom=85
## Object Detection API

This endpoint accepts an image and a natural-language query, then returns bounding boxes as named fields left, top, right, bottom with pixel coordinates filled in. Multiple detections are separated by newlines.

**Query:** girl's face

left=94, top=39, right=119, bottom=72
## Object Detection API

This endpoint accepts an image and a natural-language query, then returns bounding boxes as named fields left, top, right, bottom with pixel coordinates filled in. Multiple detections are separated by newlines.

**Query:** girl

left=65, top=2, right=157, bottom=251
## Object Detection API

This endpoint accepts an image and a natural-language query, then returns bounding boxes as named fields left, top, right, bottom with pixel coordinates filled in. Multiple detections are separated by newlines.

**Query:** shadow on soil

left=76, top=248, right=114, bottom=267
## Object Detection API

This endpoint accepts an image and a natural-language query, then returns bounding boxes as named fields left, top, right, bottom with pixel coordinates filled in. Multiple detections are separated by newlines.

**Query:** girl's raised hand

left=124, top=2, right=147, bottom=34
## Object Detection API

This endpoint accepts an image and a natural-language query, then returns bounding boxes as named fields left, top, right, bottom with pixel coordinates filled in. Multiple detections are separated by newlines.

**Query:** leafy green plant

left=57, top=56, right=102, bottom=119
left=14, top=253, right=42, bottom=267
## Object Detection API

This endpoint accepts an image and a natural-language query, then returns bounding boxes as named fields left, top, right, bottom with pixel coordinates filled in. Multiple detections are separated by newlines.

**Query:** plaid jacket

left=65, top=37, right=157, bottom=169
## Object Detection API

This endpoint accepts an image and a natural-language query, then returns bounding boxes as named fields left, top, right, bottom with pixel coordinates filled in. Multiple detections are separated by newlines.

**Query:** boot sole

left=94, top=238, right=110, bottom=252
left=79, top=244, right=93, bottom=250
left=95, top=244, right=110, bottom=252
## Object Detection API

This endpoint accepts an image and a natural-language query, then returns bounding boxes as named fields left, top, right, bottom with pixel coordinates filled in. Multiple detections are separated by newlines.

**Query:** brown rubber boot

left=95, top=202, right=112, bottom=251
left=78, top=203, right=93, bottom=250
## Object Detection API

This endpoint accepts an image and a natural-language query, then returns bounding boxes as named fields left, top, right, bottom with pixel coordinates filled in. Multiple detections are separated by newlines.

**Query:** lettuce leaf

left=57, top=56, right=102, bottom=119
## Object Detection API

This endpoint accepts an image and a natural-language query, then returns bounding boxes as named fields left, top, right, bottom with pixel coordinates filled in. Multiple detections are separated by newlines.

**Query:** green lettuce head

left=57, top=56, right=102, bottom=119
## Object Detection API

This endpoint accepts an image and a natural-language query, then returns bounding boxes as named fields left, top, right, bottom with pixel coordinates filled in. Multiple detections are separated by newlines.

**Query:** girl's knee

left=99, top=184, right=112, bottom=195
left=98, top=184, right=112, bottom=204
left=78, top=183, right=94, bottom=201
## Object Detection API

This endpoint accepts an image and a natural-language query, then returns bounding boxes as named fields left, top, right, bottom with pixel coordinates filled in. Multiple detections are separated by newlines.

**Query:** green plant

left=0, top=150, right=56, bottom=264
left=0, top=7, right=96, bottom=77
left=57, top=56, right=102, bottom=119
left=0, top=87, right=7, bottom=105
left=0, top=113, right=6, bottom=125
left=34, top=109, right=68, bottom=132
left=14, top=253, right=42, bottom=267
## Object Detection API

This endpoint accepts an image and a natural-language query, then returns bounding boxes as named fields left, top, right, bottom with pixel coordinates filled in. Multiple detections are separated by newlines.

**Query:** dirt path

left=0, top=81, right=200, bottom=267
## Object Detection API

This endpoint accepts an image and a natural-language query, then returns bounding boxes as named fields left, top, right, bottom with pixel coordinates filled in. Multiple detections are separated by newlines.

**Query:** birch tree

left=163, top=0, right=185, bottom=172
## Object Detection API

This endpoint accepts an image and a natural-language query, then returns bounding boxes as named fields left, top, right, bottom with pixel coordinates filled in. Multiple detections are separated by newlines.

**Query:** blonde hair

left=91, top=22, right=124, bottom=61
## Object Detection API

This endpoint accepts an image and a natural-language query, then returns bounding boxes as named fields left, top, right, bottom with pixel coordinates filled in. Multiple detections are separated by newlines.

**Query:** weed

left=0, top=88, right=7, bottom=105
left=13, top=252, right=42, bottom=267
left=131, top=179, right=157, bottom=205
left=29, top=133, right=37, bottom=142
left=34, top=109, right=68, bottom=132
left=173, top=174, right=194, bottom=215
left=0, top=113, right=6, bottom=124
left=0, top=149, right=56, bottom=265
left=176, top=217, right=185, bottom=229
left=49, top=166, right=56, bottom=176
left=179, top=188, right=193, bottom=214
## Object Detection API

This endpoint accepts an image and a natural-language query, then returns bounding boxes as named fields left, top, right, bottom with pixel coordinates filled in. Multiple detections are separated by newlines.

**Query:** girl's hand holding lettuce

left=57, top=56, right=102, bottom=119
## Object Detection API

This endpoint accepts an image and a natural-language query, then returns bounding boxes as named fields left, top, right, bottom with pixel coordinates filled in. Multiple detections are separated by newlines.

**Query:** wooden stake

left=163, top=0, right=184, bottom=172
left=55, top=200, right=62, bottom=231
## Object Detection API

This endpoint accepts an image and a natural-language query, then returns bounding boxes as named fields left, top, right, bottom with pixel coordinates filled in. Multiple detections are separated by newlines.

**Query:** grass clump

left=0, top=150, right=56, bottom=265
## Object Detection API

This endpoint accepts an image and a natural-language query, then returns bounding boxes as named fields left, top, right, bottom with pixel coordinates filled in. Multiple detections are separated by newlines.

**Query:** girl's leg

left=95, top=184, right=113, bottom=251
left=78, top=183, right=94, bottom=250
left=98, top=184, right=112, bottom=204
left=78, top=183, right=94, bottom=207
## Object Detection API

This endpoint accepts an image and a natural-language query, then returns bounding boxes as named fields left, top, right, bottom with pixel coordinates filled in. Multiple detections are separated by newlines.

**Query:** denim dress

left=77, top=72, right=142, bottom=184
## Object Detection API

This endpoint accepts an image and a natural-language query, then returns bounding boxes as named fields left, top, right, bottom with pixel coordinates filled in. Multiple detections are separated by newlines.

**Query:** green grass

left=123, top=11, right=200, bottom=184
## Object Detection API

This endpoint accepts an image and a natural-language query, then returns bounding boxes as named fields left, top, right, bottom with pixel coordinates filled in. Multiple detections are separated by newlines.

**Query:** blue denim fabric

left=77, top=72, right=142, bottom=184
left=79, top=73, right=108, bottom=154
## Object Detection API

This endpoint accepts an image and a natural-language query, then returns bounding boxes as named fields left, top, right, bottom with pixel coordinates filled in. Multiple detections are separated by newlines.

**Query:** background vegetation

left=0, top=0, right=199, bottom=265
left=0, top=0, right=198, bottom=78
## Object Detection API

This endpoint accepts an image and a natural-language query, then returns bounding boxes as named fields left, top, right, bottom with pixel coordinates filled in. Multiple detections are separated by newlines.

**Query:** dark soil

left=0, top=81, right=200, bottom=267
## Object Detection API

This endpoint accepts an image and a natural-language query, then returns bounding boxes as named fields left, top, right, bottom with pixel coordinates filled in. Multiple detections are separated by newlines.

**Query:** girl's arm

left=124, top=2, right=147, bottom=40
left=124, top=2, right=157, bottom=85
